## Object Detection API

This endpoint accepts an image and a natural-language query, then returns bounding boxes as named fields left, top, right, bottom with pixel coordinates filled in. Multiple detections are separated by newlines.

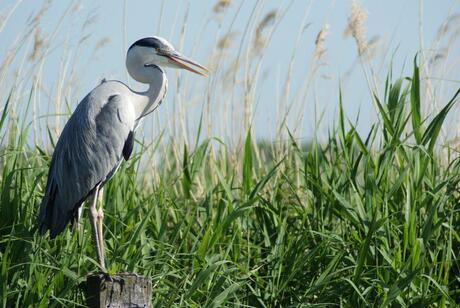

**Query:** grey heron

left=38, top=36, right=208, bottom=270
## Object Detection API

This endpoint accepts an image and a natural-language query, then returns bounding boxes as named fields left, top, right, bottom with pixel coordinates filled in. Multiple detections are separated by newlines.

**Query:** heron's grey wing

left=38, top=92, right=135, bottom=238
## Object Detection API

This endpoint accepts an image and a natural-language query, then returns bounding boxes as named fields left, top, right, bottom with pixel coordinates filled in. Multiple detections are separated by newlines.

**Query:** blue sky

left=1, top=0, right=459, bottom=142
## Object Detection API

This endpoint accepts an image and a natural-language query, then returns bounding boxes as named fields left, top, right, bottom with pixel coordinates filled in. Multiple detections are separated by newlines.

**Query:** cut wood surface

left=87, top=273, right=152, bottom=308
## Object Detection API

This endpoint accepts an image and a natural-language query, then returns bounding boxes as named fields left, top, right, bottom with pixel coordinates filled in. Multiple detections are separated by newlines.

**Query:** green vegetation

left=2, top=1, right=460, bottom=307
left=1, top=60, right=459, bottom=306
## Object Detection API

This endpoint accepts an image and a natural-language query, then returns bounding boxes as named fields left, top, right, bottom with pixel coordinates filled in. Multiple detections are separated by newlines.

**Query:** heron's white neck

left=129, top=65, right=167, bottom=126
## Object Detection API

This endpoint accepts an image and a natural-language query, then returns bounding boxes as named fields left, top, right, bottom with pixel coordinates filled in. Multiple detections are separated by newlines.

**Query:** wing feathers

left=38, top=83, right=135, bottom=237
left=123, top=131, right=135, bottom=160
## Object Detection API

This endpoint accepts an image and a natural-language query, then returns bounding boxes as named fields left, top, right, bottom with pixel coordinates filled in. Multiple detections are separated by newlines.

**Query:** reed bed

left=1, top=0, right=459, bottom=306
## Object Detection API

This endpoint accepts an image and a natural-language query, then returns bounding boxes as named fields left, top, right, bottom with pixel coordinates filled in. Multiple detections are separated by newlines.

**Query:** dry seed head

left=29, top=0, right=51, bottom=27
left=344, top=0, right=368, bottom=56
left=79, top=34, right=91, bottom=45
left=436, top=13, right=460, bottom=38
left=1, top=50, right=15, bottom=68
left=218, top=32, right=238, bottom=49
left=429, top=51, right=446, bottom=65
left=254, top=10, right=277, bottom=53
left=30, top=28, right=44, bottom=61
left=314, top=24, right=330, bottom=60
left=257, top=10, right=277, bottom=34
left=82, top=13, right=99, bottom=30
left=214, top=0, right=231, bottom=14
left=364, top=35, right=381, bottom=60
left=94, top=37, right=111, bottom=52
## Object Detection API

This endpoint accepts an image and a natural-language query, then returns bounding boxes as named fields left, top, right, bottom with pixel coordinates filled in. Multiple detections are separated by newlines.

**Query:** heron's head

left=126, top=36, right=208, bottom=82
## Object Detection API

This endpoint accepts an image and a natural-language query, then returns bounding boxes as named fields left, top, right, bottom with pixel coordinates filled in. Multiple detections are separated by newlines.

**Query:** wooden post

left=87, top=273, right=152, bottom=308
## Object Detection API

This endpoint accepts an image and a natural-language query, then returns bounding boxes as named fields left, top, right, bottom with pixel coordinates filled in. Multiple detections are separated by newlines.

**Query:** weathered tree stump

left=87, top=273, right=152, bottom=308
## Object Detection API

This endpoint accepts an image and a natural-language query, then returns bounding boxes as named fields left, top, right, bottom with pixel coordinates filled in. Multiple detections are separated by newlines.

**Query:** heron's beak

left=164, top=51, right=209, bottom=77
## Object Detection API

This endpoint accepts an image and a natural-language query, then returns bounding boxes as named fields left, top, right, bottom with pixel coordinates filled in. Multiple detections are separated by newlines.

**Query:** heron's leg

left=89, top=185, right=105, bottom=270
left=96, top=187, right=105, bottom=270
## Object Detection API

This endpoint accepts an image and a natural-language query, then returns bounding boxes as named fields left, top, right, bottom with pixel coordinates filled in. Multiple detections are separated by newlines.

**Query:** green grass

left=1, top=60, right=459, bottom=307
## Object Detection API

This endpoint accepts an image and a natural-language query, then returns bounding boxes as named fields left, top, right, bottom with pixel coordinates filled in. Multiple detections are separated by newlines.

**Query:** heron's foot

left=88, top=270, right=113, bottom=282
left=102, top=271, right=114, bottom=283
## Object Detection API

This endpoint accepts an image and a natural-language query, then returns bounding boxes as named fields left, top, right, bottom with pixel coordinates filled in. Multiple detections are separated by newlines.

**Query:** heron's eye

left=156, top=46, right=174, bottom=56
left=156, top=49, right=167, bottom=55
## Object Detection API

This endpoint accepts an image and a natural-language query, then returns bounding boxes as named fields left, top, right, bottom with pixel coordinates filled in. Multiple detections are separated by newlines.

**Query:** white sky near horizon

left=1, top=0, right=459, bottom=145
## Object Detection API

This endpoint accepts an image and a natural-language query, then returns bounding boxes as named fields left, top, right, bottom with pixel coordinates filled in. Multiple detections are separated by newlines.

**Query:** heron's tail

left=37, top=178, right=64, bottom=238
